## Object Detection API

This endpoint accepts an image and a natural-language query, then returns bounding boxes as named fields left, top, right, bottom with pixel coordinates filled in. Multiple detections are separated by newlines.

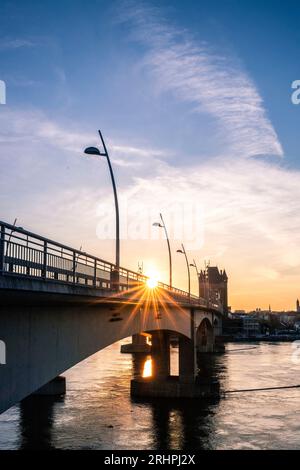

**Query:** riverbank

left=223, top=335, right=300, bottom=342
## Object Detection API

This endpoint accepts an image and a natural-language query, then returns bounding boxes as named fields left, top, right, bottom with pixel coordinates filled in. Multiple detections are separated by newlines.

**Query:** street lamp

left=153, top=213, right=172, bottom=288
left=190, top=259, right=200, bottom=298
left=84, top=130, right=120, bottom=287
left=177, top=243, right=190, bottom=299
left=190, top=259, right=199, bottom=276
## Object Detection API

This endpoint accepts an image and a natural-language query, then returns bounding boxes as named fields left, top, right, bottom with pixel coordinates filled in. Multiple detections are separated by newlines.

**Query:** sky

left=1, top=0, right=300, bottom=311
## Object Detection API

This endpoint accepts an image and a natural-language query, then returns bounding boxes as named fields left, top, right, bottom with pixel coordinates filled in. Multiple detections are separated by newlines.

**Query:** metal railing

left=0, top=221, right=222, bottom=310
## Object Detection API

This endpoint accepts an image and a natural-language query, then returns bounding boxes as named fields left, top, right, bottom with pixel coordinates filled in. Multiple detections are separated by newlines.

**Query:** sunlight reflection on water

left=142, top=358, right=152, bottom=378
left=0, top=341, right=300, bottom=449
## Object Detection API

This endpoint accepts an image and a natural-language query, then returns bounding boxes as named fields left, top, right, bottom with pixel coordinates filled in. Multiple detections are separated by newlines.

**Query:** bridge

left=0, top=220, right=224, bottom=414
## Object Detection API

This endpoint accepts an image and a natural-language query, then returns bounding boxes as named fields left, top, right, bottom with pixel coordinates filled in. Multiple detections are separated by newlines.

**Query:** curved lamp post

left=190, top=259, right=200, bottom=299
left=84, top=130, right=120, bottom=287
left=177, top=243, right=190, bottom=300
left=190, top=259, right=199, bottom=276
left=153, top=213, right=172, bottom=288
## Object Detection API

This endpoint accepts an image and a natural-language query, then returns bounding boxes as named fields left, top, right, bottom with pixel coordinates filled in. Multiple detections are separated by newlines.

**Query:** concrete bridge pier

left=196, top=316, right=225, bottom=354
left=151, top=331, right=170, bottom=380
left=131, top=328, right=220, bottom=398
left=120, top=334, right=151, bottom=354
left=179, top=335, right=197, bottom=384
left=213, top=316, right=225, bottom=353
left=33, top=376, right=66, bottom=396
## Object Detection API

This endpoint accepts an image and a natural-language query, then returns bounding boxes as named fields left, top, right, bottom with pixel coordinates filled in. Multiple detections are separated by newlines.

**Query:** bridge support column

left=131, top=329, right=219, bottom=398
left=151, top=331, right=170, bottom=380
left=179, top=336, right=196, bottom=384
left=32, top=376, right=66, bottom=396
left=120, top=334, right=151, bottom=354
left=213, top=336, right=226, bottom=353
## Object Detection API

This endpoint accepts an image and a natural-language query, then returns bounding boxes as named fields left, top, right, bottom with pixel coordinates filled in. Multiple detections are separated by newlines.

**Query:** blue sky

left=1, top=0, right=300, bottom=309
left=1, top=0, right=299, bottom=160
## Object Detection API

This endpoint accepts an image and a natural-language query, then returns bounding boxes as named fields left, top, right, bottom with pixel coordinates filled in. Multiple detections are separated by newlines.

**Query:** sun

left=145, top=269, right=159, bottom=289
left=146, top=277, right=158, bottom=289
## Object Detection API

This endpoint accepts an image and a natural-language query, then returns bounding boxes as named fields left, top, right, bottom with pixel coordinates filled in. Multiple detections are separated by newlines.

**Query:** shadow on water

left=3, top=342, right=299, bottom=450
left=19, top=395, right=65, bottom=450
left=14, top=344, right=227, bottom=450
left=131, top=350, right=225, bottom=450
left=131, top=395, right=220, bottom=450
left=197, top=352, right=225, bottom=379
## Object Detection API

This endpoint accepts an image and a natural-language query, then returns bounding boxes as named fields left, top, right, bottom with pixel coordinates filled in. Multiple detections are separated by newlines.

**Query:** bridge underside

left=0, top=278, right=222, bottom=414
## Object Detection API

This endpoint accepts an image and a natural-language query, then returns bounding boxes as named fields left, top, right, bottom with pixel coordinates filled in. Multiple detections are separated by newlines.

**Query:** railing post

left=42, top=241, right=47, bottom=279
left=93, top=259, right=97, bottom=288
left=0, top=224, right=5, bottom=275
left=73, top=251, right=76, bottom=284
left=110, top=266, right=120, bottom=291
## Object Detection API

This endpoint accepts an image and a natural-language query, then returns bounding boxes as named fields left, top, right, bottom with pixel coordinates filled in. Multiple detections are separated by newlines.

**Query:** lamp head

left=153, top=222, right=163, bottom=227
left=84, top=146, right=107, bottom=157
left=84, top=146, right=102, bottom=156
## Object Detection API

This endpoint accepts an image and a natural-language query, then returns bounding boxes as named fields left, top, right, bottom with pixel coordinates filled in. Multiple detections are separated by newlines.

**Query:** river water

left=0, top=341, right=300, bottom=450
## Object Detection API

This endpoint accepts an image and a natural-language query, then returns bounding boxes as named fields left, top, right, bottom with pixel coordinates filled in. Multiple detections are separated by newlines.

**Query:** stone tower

left=199, top=266, right=228, bottom=315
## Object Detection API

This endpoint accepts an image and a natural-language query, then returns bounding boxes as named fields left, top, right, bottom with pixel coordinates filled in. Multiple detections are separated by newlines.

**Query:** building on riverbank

left=224, top=308, right=300, bottom=339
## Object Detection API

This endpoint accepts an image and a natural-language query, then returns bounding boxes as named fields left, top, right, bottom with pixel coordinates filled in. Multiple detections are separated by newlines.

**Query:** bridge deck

left=0, top=221, right=222, bottom=312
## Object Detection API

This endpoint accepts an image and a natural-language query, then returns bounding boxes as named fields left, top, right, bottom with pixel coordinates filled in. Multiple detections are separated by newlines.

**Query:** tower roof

left=206, top=266, right=228, bottom=283
left=207, top=266, right=222, bottom=283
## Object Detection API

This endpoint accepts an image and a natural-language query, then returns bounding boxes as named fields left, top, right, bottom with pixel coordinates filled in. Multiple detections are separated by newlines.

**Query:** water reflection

left=142, top=358, right=152, bottom=378
left=19, top=395, right=64, bottom=450
left=131, top=396, right=220, bottom=450
left=132, top=353, right=149, bottom=379
left=131, top=345, right=222, bottom=449
left=1, top=341, right=300, bottom=449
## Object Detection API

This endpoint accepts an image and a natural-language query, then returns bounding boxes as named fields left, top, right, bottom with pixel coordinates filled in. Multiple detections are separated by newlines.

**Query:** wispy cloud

left=106, top=155, right=300, bottom=309
left=0, top=3, right=294, bottom=310
left=6, top=144, right=297, bottom=310
left=0, top=107, right=168, bottom=166
left=0, top=38, right=35, bottom=51
left=119, top=1, right=283, bottom=159
left=0, top=106, right=298, bottom=309
left=112, top=144, right=168, bottom=159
